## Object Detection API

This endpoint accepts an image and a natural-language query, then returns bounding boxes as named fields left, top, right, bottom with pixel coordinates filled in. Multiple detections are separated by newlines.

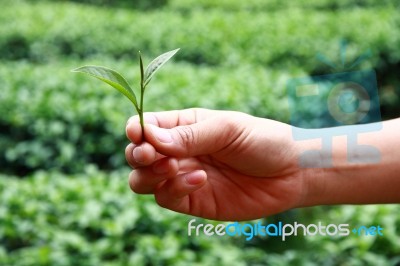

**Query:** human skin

left=125, top=108, right=400, bottom=221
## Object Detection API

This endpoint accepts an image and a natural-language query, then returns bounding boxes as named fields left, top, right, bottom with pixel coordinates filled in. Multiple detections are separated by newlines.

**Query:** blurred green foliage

left=1, top=0, right=400, bottom=265
left=0, top=60, right=292, bottom=174
left=1, top=0, right=400, bottom=174
left=1, top=169, right=399, bottom=265
left=0, top=169, right=248, bottom=266
left=1, top=1, right=400, bottom=71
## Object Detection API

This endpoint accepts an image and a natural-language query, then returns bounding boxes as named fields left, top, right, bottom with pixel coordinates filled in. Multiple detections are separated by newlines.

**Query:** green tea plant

left=72, top=48, right=180, bottom=137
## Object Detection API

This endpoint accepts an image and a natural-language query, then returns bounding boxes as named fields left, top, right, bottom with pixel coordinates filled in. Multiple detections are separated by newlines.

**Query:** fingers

left=128, top=155, right=207, bottom=200
left=126, top=108, right=217, bottom=144
left=125, top=142, right=161, bottom=168
left=154, top=170, right=207, bottom=210
left=126, top=108, right=243, bottom=159
left=126, top=113, right=159, bottom=144
left=129, top=157, right=179, bottom=194
left=142, top=117, right=242, bottom=157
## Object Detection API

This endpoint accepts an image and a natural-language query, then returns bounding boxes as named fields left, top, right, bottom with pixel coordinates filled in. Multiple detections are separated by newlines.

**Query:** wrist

left=298, top=120, right=400, bottom=207
left=300, top=165, right=364, bottom=207
left=295, top=131, right=376, bottom=207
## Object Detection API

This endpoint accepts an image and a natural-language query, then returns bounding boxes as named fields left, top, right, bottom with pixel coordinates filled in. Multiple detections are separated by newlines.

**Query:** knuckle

left=220, top=117, right=235, bottom=130
left=176, top=126, right=196, bottom=154
left=219, top=117, right=238, bottom=139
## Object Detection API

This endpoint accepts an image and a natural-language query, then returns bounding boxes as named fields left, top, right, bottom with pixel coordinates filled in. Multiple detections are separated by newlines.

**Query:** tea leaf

left=72, top=49, right=180, bottom=141
left=143, top=48, right=180, bottom=87
left=72, top=65, right=139, bottom=110
left=139, top=51, right=144, bottom=88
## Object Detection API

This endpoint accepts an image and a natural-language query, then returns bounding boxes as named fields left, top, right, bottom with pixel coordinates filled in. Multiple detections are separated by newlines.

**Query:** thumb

left=144, top=118, right=239, bottom=157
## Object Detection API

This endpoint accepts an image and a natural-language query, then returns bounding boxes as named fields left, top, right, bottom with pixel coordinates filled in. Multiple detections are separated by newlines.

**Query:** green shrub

left=169, top=0, right=400, bottom=12
left=1, top=1, right=399, bottom=71
left=1, top=2, right=400, bottom=174
left=1, top=1, right=399, bottom=115
left=1, top=1, right=399, bottom=175
left=65, top=0, right=168, bottom=10
left=0, top=169, right=247, bottom=266
left=0, top=59, right=294, bottom=175
left=0, top=60, right=128, bottom=175
left=1, top=2, right=400, bottom=265
left=0, top=169, right=399, bottom=265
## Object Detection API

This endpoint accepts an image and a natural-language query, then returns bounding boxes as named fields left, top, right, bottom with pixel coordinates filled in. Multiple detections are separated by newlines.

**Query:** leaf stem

left=139, top=108, right=144, bottom=140
left=139, top=51, right=145, bottom=141
left=139, top=88, right=144, bottom=140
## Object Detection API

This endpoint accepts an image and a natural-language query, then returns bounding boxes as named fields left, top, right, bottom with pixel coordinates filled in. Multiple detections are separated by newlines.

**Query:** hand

left=125, top=108, right=305, bottom=221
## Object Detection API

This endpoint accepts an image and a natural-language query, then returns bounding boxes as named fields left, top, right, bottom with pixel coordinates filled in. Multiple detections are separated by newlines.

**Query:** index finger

left=126, top=108, right=217, bottom=144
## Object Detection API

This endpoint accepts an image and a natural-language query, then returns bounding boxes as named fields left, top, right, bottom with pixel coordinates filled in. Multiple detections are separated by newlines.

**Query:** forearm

left=301, top=118, right=400, bottom=207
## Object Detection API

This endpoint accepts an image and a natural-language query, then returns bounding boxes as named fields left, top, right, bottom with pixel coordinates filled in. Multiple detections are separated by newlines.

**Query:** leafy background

left=0, top=0, right=400, bottom=265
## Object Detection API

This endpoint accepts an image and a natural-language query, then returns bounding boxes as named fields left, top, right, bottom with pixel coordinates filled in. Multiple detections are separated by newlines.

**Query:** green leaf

left=71, top=65, right=139, bottom=110
left=143, top=48, right=180, bottom=87
left=139, top=51, right=144, bottom=88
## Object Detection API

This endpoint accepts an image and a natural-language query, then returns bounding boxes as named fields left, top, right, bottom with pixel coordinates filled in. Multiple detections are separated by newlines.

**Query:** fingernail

left=150, top=125, right=173, bottom=143
left=153, top=160, right=169, bottom=174
left=185, top=171, right=206, bottom=186
left=133, top=147, right=144, bottom=163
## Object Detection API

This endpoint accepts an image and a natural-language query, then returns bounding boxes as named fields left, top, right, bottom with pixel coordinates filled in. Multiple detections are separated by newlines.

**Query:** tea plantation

left=1, top=0, right=400, bottom=265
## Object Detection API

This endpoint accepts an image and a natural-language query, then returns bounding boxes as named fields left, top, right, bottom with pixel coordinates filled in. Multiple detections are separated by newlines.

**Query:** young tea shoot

left=72, top=48, right=180, bottom=139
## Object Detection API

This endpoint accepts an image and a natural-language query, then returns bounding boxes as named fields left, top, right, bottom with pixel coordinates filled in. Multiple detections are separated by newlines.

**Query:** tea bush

left=0, top=60, right=295, bottom=175
left=0, top=169, right=247, bottom=266
left=1, top=1, right=399, bottom=71
left=66, top=0, right=168, bottom=10
left=1, top=0, right=399, bottom=174
left=1, top=169, right=399, bottom=265
left=1, top=1, right=398, bottom=117
left=1, top=0, right=400, bottom=264
left=169, top=0, right=400, bottom=11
